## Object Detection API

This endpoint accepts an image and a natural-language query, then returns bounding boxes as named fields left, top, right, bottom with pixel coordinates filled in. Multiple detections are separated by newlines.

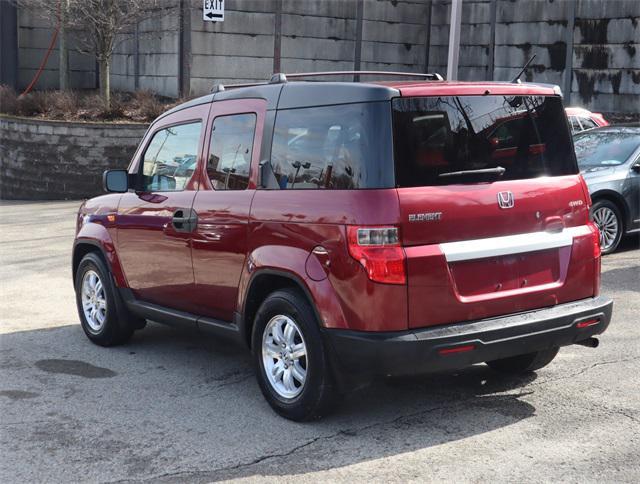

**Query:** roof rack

left=211, top=70, right=443, bottom=93
left=270, top=71, right=443, bottom=83
left=210, top=81, right=268, bottom=93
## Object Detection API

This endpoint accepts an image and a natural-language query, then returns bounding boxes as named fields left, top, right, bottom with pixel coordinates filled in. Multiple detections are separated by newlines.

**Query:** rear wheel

left=592, top=199, right=623, bottom=254
left=486, top=347, right=559, bottom=374
left=252, top=288, right=337, bottom=421
left=75, top=252, right=137, bottom=346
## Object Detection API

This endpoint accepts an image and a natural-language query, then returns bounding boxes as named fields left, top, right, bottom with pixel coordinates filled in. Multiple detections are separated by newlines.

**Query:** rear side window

left=569, top=116, right=582, bottom=133
left=208, top=113, right=256, bottom=190
left=140, top=122, right=202, bottom=192
left=269, top=102, right=393, bottom=189
left=579, top=117, right=598, bottom=130
left=392, top=96, right=577, bottom=187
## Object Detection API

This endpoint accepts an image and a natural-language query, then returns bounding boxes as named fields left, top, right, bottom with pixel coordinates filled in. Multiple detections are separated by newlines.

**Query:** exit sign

left=203, top=0, right=224, bottom=22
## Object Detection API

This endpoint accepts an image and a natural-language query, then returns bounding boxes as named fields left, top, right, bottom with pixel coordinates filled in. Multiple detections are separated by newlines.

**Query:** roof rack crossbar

left=271, top=71, right=444, bottom=83
left=210, top=81, right=269, bottom=93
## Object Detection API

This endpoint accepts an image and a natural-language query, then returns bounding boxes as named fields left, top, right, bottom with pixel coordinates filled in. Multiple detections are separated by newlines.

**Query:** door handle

left=171, top=209, right=197, bottom=232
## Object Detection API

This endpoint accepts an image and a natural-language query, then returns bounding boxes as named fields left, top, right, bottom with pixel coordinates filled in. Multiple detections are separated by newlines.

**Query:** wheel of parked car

left=591, top=199, right=623, bottom=254
left=486, top=347, right=559, bottom=374
left=252, top=288, right=337, bottom=421
left=74, top=252, right=135, bottom=346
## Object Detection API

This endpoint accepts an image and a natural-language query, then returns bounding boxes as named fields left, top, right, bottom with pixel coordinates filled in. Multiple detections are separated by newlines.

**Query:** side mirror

left=103, top=169, right=129, bottom=193
left=632, top=160, right=640, bottom=173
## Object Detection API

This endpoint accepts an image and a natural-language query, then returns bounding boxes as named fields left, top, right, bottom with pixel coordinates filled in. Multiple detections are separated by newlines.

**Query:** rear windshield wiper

left=438, top=166, right=506, bottom=178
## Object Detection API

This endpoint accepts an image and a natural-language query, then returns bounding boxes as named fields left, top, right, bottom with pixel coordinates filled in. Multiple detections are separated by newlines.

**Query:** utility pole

left=446, top=0, right=462, bottom=81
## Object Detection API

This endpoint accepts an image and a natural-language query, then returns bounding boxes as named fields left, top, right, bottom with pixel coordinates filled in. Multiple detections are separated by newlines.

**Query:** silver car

left=574, top=126, right=640, bottom=253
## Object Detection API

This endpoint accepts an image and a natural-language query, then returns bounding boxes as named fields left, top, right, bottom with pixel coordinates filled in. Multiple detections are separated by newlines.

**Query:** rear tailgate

left=392, top=93, right=599, bottom=329
left=399, top=177, right=597, bottom=328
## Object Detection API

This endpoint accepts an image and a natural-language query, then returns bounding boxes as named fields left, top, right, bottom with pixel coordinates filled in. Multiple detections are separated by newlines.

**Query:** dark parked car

left=73, top=72, right=612, bottom=420
left=574, top=126, right=640, bottom=253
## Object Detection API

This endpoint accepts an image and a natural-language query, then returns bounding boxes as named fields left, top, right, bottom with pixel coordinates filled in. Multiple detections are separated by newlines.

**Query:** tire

left=591, top=199, right=624, bottom=255
left=252, top=288, right=337, bottom=421
left=486, top=347, right=560, bottom=374
left=74, top=252, right=136, bottom=346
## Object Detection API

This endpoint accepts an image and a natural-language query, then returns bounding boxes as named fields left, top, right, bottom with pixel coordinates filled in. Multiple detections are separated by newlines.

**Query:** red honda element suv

left=73, top=72, right=613, bottom=420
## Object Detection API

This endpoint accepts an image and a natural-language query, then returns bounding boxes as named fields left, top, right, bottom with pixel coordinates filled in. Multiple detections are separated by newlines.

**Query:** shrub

left=47, top=90, right=79, bottom=119
left=0, top=85, right=19, bottom=115
left=16, top=91, right=48, bottom=117
left=134, top=89, right=165, bottom=121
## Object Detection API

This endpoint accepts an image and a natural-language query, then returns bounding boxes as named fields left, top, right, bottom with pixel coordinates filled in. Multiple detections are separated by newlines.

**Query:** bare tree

left=17, top=0, right=160, bottom=105
left=69, top=0, right=159, bottom=108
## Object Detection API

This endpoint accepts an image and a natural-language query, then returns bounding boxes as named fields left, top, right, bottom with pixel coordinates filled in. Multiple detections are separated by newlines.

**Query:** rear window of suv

left=392, top=95, right=577, bottom=187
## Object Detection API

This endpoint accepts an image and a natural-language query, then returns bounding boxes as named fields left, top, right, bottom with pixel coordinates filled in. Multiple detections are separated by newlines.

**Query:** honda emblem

left=497, top=191, right=515, bottom=209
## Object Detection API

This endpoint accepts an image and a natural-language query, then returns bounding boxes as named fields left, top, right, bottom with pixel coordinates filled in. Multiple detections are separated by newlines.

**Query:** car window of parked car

left=208, top=113, right=256, bottom=190
left=569, top=116, right=582, bottom=133
left=579, top=117, right=598, bottom=130
left=574, top=131, right=640, bottom=169
left=392, top=95, right=577, bottom=186
left=140, top=122, right=202, bottom=192
left=269, top=102, right=394, bottom=190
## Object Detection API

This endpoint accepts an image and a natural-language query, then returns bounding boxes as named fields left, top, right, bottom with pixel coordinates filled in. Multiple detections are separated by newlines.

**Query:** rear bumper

left=323, top=296, right=612, bottom=384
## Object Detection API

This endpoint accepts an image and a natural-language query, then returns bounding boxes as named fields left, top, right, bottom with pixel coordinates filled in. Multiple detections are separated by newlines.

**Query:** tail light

left=347, top=226, right=406, bottom=284
left=578, top=175, right=592, bottom=209
left=587, top=221, right=601, bottom=295
left=588, top=221, right=601, bottom=259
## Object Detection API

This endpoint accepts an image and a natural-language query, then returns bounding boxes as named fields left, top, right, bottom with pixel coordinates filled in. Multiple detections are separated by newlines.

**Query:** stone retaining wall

left=0, top=116, right=148, bottom=200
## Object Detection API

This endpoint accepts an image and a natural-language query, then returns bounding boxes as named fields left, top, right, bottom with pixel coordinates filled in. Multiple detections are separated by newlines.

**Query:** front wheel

left=592, top=199, right=623, bottom=254
left=75, top=252, right=135, bottom=346
left=252, top=288, right=337, bottom=421
left=486, top=347, right=559, bottom=374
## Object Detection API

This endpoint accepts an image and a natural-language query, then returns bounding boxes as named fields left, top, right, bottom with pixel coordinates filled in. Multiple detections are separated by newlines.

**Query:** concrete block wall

left=430, top=0, right=492, bottom=80
left=111, top=5, right=181, bottom=97
left=189, top=0, right=278, bottom=93
left=187, top=0, right=433, bottom=94
left=279, top=0, right=357, bottom=78
left=430, top=0, right=640, bottom=113
left=572, top=0, right=640, bottom=113
left=0, top=116, right=148, bottom=200
left=361, top=0, right=430, bottom=74
left=9, top=0, right=639, bottom=113
left=16, top=9, right=96, bottom=90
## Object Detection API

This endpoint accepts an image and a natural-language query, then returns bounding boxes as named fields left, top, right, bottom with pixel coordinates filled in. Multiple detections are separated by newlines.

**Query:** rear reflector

left=438, top=344, right=476, bottom=356
left=577, top=318, right=600, bottom=328
left=347, top=226, right=406, bottom=284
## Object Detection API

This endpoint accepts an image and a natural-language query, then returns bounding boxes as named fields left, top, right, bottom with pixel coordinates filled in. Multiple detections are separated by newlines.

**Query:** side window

left=569, top=116, right=583, bottom=134
left=580, top=117, right=598, bottom=130
left=269, top=103, right=393, bottom=190
left=207, top=113, right=256, bottom=190
left=140, top=122, right=202, bottom=192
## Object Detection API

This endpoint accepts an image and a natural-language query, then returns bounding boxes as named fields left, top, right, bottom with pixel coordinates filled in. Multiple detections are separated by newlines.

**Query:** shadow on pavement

left=1, top=321, right=538, bottom=482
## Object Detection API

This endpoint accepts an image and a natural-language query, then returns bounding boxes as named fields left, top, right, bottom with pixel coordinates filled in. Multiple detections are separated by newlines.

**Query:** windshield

left=392, top=95, right=577, bottom=186
left=574, top=131, right=639, bottom=169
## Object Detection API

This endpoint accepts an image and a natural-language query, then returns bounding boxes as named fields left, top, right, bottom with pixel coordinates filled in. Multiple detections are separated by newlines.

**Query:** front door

left=189, top=99, right=266, bottom=321
left=116, top=105, right=209, bottom=312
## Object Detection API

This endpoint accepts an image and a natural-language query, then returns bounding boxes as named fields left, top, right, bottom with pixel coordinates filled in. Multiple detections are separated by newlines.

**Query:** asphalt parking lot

left=1, top=200, right=639, bottom=483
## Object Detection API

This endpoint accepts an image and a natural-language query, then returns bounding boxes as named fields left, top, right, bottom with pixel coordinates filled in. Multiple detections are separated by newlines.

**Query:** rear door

left=392, top=94, right=598, bottom=328
left=116, top=105, right=208, bottom=311
left=189, top=99, right=265, bottom=322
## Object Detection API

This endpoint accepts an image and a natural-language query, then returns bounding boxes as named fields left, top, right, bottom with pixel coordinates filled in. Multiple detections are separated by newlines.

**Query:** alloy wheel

left=262, top=314, right=308, bottom=399
left=81, top=270, right=107, bottom=332
left=593, top=206, right=619, bottom=252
